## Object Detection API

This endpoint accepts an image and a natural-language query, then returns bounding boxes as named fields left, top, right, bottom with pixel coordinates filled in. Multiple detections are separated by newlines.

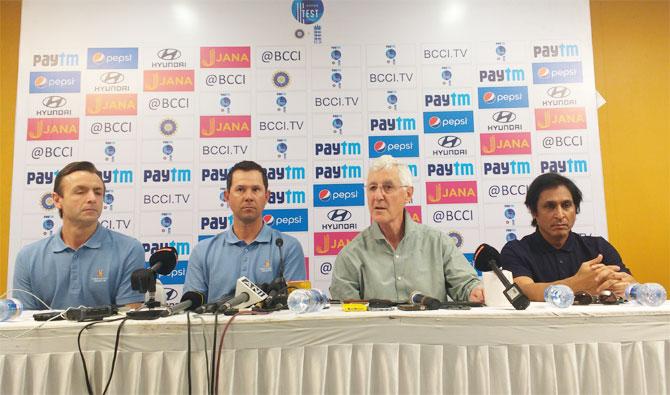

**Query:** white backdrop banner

left=9, top=0, right=607, bottom=300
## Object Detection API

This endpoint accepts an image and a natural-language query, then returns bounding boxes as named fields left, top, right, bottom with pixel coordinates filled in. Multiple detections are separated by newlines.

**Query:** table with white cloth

left=1, top=302, right=669, bottom=395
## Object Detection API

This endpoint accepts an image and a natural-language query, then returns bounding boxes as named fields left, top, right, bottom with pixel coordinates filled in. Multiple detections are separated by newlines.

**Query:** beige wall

left=1, top=1, right=668, bottom=293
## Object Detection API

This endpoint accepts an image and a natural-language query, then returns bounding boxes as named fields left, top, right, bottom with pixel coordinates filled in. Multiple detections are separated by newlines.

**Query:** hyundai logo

left=547, top=86, right=571, bottom=98
left=157, top=48, right=181, bottom=61
left=492, top=110, right=516, bottom=123
left=327, top=209, right=352, bottom=222
left=42, top=95, right=67, bottom=108
left=100, top=71, right=124, bottom=85
left=437, top=135, right=462, bottom=148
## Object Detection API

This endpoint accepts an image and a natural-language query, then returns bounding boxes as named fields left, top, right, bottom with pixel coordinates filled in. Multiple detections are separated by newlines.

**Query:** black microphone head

left=474, top=243, right=500, bottom=272
left=275, top=238, right=284, bottom=248
left=180, top=291, right=205, bottom=311
left=149, top=247, right=178, bottom=275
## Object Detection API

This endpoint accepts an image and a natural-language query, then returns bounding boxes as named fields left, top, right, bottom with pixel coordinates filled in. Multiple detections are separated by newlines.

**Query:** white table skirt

left=1, top=303, right=669, bottom=395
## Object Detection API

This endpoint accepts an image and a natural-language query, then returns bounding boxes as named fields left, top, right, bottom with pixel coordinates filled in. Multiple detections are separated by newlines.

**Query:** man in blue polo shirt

left=12, top=161, right=145, bottom=310
left=500, top=173, right=636, bottom=301
left=183, top=161, right=306, bottom=303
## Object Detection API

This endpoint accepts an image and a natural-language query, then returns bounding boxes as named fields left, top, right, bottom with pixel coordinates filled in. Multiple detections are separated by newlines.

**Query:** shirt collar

left=51, top=223, right=104, bottom=252
left=371, top=210, right=417, bottom=240
left=531, top=230, right=576, bottom=252
left=223, top=223, right=273, bottom=245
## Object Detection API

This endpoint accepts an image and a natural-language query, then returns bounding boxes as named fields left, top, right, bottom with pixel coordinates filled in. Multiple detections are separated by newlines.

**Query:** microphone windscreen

left=149, top=247, right=178, bottom=275
left=180, top=291, right=205, bottom=310
left=474, top=243, right=500, bottom=272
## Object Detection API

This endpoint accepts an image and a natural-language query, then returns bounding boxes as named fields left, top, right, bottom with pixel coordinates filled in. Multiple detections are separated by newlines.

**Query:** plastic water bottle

left=625, top=283, right=667, bottom=307
left=544, top=285, right=574, bottom=308
left=0, top=298, right=24, bottom=321
left=287, top=289, right=330, bottom=313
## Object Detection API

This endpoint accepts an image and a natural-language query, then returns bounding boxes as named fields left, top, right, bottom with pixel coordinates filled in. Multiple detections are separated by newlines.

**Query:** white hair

left=368, top=155, right=412, bottom=186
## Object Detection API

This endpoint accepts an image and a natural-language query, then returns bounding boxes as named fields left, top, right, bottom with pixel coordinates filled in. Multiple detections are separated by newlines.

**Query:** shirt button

left=244, top=248, right=248, bottom=253
left=397, top=276, right=402, bottom=281
left=395, top=255, right=400, bottom=259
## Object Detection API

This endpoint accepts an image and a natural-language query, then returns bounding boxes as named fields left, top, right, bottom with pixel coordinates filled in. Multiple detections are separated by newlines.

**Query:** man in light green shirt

left=329, top=155, right=484, bottom=303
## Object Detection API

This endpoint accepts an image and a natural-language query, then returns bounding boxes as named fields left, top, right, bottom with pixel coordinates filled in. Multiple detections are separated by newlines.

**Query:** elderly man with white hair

left=329, top=155, right=484, bottom=303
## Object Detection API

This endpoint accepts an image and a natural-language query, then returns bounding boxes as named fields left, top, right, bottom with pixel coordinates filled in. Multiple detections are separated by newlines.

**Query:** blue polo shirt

left=12, top=225, right=145, bottom=310
left=184, top=224, right=306, bottom=303
left=500, top=231, right=631, bottom=283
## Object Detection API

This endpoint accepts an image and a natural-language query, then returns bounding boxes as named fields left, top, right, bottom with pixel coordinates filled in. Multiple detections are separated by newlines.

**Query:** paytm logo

left=314, top=141, right=361, bottom=156
left=87, top=48, right=138, bottom=69
left=200, top=215, right=233, bottom=230
left=483, top=160, right=531, bottom=175
left=142, top=240, right=191, bottom=256
left=143, top=168, right=192, bottom=183
left=29, top=71, right=81, bottom=93
left=269, top=189, right=306, bottom=205
left=101, top=169, right=133, bottom=184
left=540, top=159, right=588, bottom=174
left=265, top=165, right=306, bottom=180
left=368, top=135, right=419, bottom=158
left=424, top=92, right=471, bottom=107
left=478, top=67, right=525, bottom=83
left=532, top=62, right=583, bottom=84
left=478, top=86, right=529, bottom=109
left=533, top=44, right=580, bottom=58
left=313, top=183, right=365, bottom=207
left=262, top=208, right=308, bottom=232
left=370, top=117, right=416, bottom=131
left=423, top=111, right=474, bottom=133
left=201, top=168, right=229, bottom=182
left=156, top=260, right=187, bottom=285
left=27, top=170, right=59, bottom=185
left=315, top=164, right=362, bottom=179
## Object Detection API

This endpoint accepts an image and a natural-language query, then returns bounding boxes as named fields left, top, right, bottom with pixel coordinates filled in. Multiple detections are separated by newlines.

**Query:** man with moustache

left=500, top=173, right=636, bottom=301
left=12, top=161, right=145, bottom=310
left=184, top=161, right=306, bottom=303
left=330, top=155, right=484, bottom=303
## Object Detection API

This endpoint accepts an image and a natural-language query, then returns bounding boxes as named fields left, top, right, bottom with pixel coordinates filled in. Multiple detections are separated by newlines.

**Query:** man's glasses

left=366, top=183, right=409, bottom=195
left=573, top=290, right=622, bottom=305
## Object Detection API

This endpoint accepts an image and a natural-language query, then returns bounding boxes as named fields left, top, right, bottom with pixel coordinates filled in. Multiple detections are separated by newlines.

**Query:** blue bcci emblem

left=40, top=193, right=55, bottom=210
left=291, top=0, right=324, bottom=25
left=448, top=231, right=464, bottom=248
left=104, top=144, right=116, bottom=161
left=161, top=215, right=172, bottom=233
left=441, top=67, right=453, bottom=85
left=42, top=217, right=55, bottom=234
left=276, top=94, right=287, bottom=112
left=385, top=47, right=397, bottom=64
left=160, top=119, right=177, bottom=136
left=330, top=48, right=342, bottom=65
left=506, top=232, right=517, bottom=242
left=496, top=42, right=507, bottom=61
left=219, top=95, right=231, bottom=112
left=504, top=208, right=515, bottom=219
left=219, top=190, right=226, bottom=207
left=272, top=71, right=290, bottom=88
left=387, top=92, right=398, bottom=109
left=332, top=116, right=343, bottom=133
left=276, top=141, right=288, bottom=159
left=162, top=143, right=174, bottom=160
left=331, top=70, right=342, bottom=88
left=104, top=192, right=114, bottom=209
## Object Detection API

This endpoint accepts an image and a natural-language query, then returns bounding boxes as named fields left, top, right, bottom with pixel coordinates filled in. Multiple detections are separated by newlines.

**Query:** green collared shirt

left=330, top=211, right=480, bottom=302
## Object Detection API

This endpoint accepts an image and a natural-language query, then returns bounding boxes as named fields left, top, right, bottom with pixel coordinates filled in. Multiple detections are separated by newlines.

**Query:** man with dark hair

left=500, top=173, right=635, bottom=301
left=12, top=161, right=145, bottom=309
left=184, top=160, right=306, bottom=303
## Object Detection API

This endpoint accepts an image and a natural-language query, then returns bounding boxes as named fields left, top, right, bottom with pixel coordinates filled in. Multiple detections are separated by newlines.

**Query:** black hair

left=53, top=161, right=104, bottom=218
left=524, top=173, right=582, bottom=227
left=226, top=161, right=268, bottom=191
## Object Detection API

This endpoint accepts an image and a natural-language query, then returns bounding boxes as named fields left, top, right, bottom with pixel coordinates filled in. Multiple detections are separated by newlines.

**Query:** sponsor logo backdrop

left=9, top=0, right=606, bottom=300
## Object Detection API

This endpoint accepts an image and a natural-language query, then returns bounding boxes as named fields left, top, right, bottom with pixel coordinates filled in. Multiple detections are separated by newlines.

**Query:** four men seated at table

left=10, top=159, right=638, bottom=309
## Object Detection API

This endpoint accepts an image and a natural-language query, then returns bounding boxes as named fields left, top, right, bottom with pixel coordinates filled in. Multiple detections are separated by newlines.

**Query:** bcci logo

left=162, top=142, right=174, bottom=161
left=161, top=215, right=173, bottom=234
left=219, top=94, right=231, bottom=113
left=332, top=116, right=343, bottom=134
left=448, top=230, right=464, bottom=248
left=441, top=67, right=453, bottom=86
left=331, top=69, right=342, bottom=88
left=40, top=192, right=55, bottom=211
left=387, top=91, right=398, bottom=110
left=104, top=192, right=114, bottom=210
left=160, top=119, right=177, bottom=137
left=385, top=46, right=397, bottom=65
left=276, top=93, right=287, bottom=112
left=276, top=140, right=288, bottom=159
left=504, top=206, right=516, bottom=225
left=495, top=42, right=507, bottom=61
left=330, top=48, right=341, bottom=65
left=272, top=71, right=290, bottom=88
left=42, top=216, right=55, bottom=235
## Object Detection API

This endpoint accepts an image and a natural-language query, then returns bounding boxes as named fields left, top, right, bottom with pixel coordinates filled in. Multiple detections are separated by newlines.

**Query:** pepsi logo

left=482, top=91, right=496, bottom=103
left=373, top=140, right=386, bottom=153
left=34, top=76, right=47, bottom=88
left=263, top=214, right=275, bottom=225
left=92, top=52, right=105, bottom=64
left=318, top=189, right=332, bottom=202
left=537, top=67, right=550, bottom=78
left=428, top=116, right=441, bottom=128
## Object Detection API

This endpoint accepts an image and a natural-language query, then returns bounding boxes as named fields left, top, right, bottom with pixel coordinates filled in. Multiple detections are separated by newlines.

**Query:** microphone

left=131, top=247, right=179, bottom=294
left=161, top=291, right=205, bottom=317
left=275, top=238, right=285, bottom=279
left=216, top=277, right=268, bottom=312
left=409, top=291, right=441, bottom=310
left=474, top=243, right=530, bottom=310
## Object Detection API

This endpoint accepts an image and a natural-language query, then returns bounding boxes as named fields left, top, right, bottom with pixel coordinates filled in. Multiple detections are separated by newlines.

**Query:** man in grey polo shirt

left=330, top=155, right=484, bottom=303
left=12, top=161, right=145, bottom=310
